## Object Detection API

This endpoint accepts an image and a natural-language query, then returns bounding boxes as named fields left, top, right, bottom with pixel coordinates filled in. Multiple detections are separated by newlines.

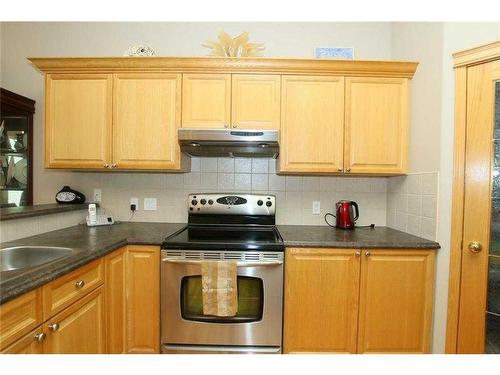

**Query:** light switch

left=312, top=201, right=321, bottom=215
left=144, top=197, right=157, bottom=211
left=130, top=197, right=139, bottom=210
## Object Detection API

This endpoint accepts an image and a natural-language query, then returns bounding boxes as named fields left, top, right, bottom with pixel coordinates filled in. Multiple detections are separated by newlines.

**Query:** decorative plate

left=123, top=45, right=157, bottom=57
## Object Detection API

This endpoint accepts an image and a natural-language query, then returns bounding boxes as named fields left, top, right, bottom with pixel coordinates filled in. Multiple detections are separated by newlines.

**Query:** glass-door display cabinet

left=0, top=88, right=35, bottom=207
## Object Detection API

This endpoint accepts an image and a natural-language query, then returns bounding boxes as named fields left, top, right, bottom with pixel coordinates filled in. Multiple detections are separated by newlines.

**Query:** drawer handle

left=34, top=332, right=46, bottom=342
left=365, top=251, right=371, bottom=257
left=48, top=323, right=59, bottom=332
left=75, top=280, right=85, bottom=288
left=355, top=250, right=361, bottom=257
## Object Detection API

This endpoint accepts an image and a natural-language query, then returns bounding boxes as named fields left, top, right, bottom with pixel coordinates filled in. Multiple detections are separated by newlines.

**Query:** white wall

left=0, top=22, right=393, bottom=223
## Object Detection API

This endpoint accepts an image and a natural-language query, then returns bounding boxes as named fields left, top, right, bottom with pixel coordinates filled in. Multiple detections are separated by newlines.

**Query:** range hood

left=178, top=129, right=279, bottom=158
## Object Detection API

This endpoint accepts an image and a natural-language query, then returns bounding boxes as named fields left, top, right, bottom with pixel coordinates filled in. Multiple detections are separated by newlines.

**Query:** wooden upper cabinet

left=181, top=74, right=231, bottom=128
left=113, top=73, right=181, bottom=169
left=280, top=75, right=344, bottom=173
left=284, top=248, right=360, bottom=353
left=345, top=77, right=409, bottom=174
left=231, top=74, right=280, bottom=129
left=357, top=250, right=435, bottom=353
left=45, top=74, right=112, bottom=169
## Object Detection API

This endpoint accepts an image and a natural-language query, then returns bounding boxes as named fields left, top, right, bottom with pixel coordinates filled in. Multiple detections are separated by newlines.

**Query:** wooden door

left=113, top=73, right=182, bottom=170
left=181, top=74, right=231, bottom=128
left=357, top=250, right=435, bottom=353
left=125, top=246, right=160, bottom=353
left=1, top=327, right=45, bottom=354
left=44, top=287, right=105, bottom=354
left=45, top=74, right=112, bottom=168
left=105, top=247, right=127, bottom=353
left=283, top=248, right=361, bottom=353
left=280, top=76, right=344, bottom=173
left=231, top=74, right=280, bottom=129
left=344, top=77, right=408, bottom=174
left=453, top=60, right=500, bottom=353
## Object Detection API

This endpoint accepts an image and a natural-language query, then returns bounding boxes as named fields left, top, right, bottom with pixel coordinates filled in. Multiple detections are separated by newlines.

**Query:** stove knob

left=200, top=199, right=207, bottom=205
left=257, top=200, right=263, bottom=206
left=266, top=201, right=272, bottom=207
left=191, top=199, right=198, bottom=206
left=208, top=199, right=214, bottom=205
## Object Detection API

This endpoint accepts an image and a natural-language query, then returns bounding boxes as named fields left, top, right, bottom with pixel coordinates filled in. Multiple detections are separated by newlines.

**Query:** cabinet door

left=45, top=74, right=112, bottom=168
left=0, top=289, right=42, bottom=351
left=105, top=247, right=127, bottom=354
left=113, top=73, right=182, bottom=170
left=345, top=77, right=409, bottom=174
left=1, top=327, right=45, bottom=354
left=182, top=74, right=231, bottom=128
left=280, top=76, right=344, bottom=173
left=44, top=287, right=105, bottom=354
left=357, top=250, right=435, bottom=353
left=283, top=248, right=360, bottom=353
left=231, top=74, right=280, bottom=129
left=125, top=246, right=160, bottom=353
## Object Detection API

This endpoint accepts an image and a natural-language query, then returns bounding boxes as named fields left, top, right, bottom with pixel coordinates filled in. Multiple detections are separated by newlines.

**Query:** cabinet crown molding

left=453, top=40, right=500, bottom=68
left=29, top=56, right=418, bottom=78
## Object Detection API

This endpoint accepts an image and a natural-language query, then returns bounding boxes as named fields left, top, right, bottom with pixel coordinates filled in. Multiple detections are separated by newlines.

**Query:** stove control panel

left=188, top=193, right=275, bottom=215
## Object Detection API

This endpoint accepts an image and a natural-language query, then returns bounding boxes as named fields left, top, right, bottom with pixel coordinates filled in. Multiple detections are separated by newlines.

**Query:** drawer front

left=0, top=289, right=43, bottom=350
left=42, top=259, right=104, bottom=319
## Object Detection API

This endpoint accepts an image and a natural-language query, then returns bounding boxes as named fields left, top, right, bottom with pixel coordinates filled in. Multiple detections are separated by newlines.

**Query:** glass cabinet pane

left=487, top=81, right=500, bottom=352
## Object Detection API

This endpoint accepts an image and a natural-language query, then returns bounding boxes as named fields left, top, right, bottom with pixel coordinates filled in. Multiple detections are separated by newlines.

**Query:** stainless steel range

left=160, top=193, right=284, bottom=354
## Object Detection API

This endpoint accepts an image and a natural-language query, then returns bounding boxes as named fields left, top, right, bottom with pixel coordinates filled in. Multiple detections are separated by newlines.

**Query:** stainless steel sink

left=0, top=246, right=77, bottom=273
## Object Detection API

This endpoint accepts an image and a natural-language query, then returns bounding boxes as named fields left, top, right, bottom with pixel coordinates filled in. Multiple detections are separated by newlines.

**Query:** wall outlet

left=93, top=189, right=102, bottom=203
left=144, top=197, right=157, bottom=211
left=130, top=197, right=139, bottom=210
left=312, top=201, right=321, bottom=215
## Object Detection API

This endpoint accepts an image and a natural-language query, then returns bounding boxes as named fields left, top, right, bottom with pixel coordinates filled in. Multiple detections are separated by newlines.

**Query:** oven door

left=161, top=250, right=283, bottom=350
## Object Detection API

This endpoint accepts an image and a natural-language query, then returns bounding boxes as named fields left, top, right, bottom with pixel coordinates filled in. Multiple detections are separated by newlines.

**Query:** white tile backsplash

left=2, top=158, right=401, bottom=241
left=386, top=172, right=439, bottom=240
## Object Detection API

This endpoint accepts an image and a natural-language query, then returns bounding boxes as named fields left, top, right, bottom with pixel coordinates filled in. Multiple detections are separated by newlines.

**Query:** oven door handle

left=161, top=258, right=283, bottom=267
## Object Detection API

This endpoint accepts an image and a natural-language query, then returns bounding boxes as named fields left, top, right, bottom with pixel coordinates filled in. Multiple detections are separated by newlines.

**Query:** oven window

left=180, top=276, right=264, bottom=323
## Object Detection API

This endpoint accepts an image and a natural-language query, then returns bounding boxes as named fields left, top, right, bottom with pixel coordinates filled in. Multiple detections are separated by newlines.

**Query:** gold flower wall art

left=202, top=31, right=265, bottom=57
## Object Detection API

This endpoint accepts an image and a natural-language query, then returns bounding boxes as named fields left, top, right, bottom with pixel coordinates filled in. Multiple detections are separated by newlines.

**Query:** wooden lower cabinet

left=357, top=250, right=435, bottom=353
left=104, top=246, right=160, bottom=354
left=284, top=248, right=360, bottom=353
left=1, top=327, right=45, bottom=354
left=43, top=287, right=105, bottom=354
left=283, top=248, right=436, bottom=354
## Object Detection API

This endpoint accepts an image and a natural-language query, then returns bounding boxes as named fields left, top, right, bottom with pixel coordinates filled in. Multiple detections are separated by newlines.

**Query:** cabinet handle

left=48, top=323, right=59, bottom=332
left=111, top=163, right=117, bottom=168
left=346, top=168, right=351, bottom=172
left=337, top=168, right=343, bottom=172
left=355, top=250, right=361, bottom=257
left=224, top=124, right=229, bottom=128
left=75, top=280, right=85, bottom=288
left=468, top=241, right=482, bottom=253
left=34, top=332, right=46, bottom=342
left=104, top=163, right=109, bottom=168
left=365, top=251, right=371, bottom=257
left=232, top=124, right=238, bottom=128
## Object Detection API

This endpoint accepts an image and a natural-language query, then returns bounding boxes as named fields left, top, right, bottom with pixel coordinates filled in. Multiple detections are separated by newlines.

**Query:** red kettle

left=335, top=200, right=359, bottom=229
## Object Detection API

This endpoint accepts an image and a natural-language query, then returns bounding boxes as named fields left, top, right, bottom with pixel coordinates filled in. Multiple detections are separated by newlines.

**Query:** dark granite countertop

left=0, top=223, right=439, bottom=304
left=0, top=222, right=185, bottom=304
left=278, top=225, right=440, bottom=249
left=0, top=203, right=90, bottom=221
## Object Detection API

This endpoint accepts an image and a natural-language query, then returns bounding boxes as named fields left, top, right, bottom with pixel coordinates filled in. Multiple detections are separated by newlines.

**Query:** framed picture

left=315, top=47, right=354, bottom=59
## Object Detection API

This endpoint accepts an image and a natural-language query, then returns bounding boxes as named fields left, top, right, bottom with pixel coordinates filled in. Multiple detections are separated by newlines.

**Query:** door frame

left=446, top=40, right=500, bottom=353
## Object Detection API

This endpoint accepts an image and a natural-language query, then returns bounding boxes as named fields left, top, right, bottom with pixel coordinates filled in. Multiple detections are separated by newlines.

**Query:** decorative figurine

left=203, top=31, right=265, bottom=57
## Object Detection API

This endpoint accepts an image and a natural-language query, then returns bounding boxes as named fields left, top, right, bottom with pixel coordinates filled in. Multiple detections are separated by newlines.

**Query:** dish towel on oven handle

left=201, top=261, right=238, bottom=317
